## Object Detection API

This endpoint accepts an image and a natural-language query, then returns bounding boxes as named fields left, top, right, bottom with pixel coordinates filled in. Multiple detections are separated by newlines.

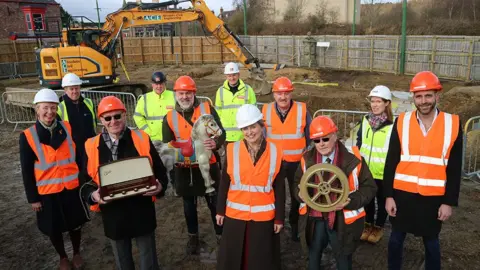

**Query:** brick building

left=0, top=0, right=61, bottom=39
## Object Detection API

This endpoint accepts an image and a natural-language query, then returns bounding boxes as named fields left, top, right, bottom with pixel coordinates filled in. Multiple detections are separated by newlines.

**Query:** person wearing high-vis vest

left=57, top=73, right=97, bottom=168
left=262, top=76, right=312, bottom=242
left=162, top=75, right=226, bottom=255
left=20, top=89, right=89, bottom=270
left=215, top=62, right=257, bottom=143
left=294, top=116, right=376, bottom=270
left=134, top=71, right=175, bottom=141
left=355, top=85, right=394, bottom=244
left=216, top=104, right=286, bottom=270
left=384, top=71, right=463, bottom=270
left=80, top=96, right=167, bottom=270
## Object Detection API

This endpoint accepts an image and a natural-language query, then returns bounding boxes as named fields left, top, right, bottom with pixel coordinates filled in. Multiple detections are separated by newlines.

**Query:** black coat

left=80, top=128, right=168, bottom=240
left=216, top=139, right=286, bottom=270
left=19, top=120, right=90, bottom=236
left=57, top=94, right=97, bottom=168
left=162, top=98, right=226, bottom=196
left=383, top=112, right=463, bottom=237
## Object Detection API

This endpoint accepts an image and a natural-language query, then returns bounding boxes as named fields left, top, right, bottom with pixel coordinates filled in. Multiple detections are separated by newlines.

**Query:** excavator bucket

left=249, top=67, right=271, bottom=96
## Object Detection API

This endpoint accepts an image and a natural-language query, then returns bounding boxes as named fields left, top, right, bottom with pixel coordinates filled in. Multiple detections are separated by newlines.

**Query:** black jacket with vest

left=80, top=128, right=168, bottom=240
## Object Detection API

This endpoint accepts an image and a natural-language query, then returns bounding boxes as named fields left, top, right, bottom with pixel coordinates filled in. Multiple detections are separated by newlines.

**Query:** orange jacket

left=24, top=121, right=79, bottom=195
left=165, top=102, right=216, bottom=163
left=262, top=102, right=307, bottom=162
left=393, top=111, right=459, bottom=196
left=225, top=141, right=283, bottom=221
left=85, top=129, right=153, bottom=212
left=299, top=146, right=366, bottom=224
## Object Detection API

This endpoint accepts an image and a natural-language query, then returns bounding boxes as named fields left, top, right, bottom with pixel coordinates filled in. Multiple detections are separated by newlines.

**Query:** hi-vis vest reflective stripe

left=24, top=121, right=79, bottom=195
left=58, top=98, right=97, bottom=129
left=359, top=116, right=393, bottom=180
left=298, top=146, right=366, bottom=225
left=262, top=101, right=307, bottom=162
left=85, top=129, right=154, bottom=212
left=215, top=80, right=254, bottom=142
left=226, top=141, right=283, bottom=221
left=393, top=111, right=459, bottom=196
left=165, top=102, right=216, bottom=163
left=133, top=90, right=175, bottom=141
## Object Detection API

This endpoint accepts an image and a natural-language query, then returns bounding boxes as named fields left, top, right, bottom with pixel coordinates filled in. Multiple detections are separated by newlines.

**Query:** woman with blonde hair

left=356, top=85, right=394, bottom=244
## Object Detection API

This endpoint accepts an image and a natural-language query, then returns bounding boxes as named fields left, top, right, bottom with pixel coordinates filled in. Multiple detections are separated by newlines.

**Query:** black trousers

left=365, top=179, right=388, bottom=227
left=284, top=161, right=301, bottom=226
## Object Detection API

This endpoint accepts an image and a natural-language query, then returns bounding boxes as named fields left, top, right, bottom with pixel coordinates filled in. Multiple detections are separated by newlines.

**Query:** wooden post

left=256, top=36, right=259, bottom=57
left=200, top=37, right=204, bottom=64
left=276, top=36, right=280, bottom=64
left=431, top=36, right=437, bottom=72
left=291, top=36, right=295, bottom=66
left=466, top=39, right=475, bottom=81
left=160, top=37, right=165, bottom=65
left=180, top=36, right=184, bottom=64
left=12, top=40, right=19, bottom=62
left=345, top=37, right=349, bottom=69
left=370, top=38, right=374, bottom=72
left=220, top=43, right=224, bottom=64
left=139, top=38, right=144, bottom=64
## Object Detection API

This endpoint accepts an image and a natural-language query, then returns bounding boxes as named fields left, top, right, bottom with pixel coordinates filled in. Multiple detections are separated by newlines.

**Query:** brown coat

left=216, top=139, right=286, bottom=270
left=294, top=141, right=377, bottom=256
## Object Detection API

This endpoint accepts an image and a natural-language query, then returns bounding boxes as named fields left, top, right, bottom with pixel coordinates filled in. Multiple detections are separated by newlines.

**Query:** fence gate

left=463, top=116, right=480, bottom=181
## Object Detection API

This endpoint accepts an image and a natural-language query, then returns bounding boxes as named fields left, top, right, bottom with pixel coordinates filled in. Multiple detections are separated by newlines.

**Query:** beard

left=415, top=101, right=436, bottom=115
left=178, top=99, right=193, bottom=110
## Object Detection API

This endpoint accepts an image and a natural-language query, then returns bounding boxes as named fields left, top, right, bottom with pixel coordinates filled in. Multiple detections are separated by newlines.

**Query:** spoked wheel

left=299, top=163, right=350, bottom=212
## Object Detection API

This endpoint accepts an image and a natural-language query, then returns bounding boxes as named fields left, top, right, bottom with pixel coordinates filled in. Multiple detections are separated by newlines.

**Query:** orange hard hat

left=309, top=116, right=338, bottom=139
left=410, top=71, right=442, bottom=92
left=97, top=96, right=126, bottom=117
left=272, top=77, right=294, bottom=92
left=174, top=75, right=196, bottom=92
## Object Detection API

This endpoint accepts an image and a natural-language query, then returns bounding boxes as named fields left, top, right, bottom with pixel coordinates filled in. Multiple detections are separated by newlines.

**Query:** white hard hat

left=236, top=104, right=263, bottom=129
left=368, top=85, right=392, bottom=101
left=224, top=62, right=240, bottom=75
left=61, top=73, right=82, bottom=88
left=33, top=88, right=59, bottom=104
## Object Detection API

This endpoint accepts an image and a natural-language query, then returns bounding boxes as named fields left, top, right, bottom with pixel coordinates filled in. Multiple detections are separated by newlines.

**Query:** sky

left=56, top=0, right=234, bottom=23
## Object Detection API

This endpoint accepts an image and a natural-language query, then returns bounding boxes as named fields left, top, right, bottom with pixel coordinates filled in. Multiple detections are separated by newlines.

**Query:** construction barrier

left=197, top=96, right=213, bottom=106
left=15, top=62, right=37, bottom=77
left=0, top=63, right=15, bottom=79
left=463, top=116, right=480, bottom=180
left=1, top=90, right=137, bottom=131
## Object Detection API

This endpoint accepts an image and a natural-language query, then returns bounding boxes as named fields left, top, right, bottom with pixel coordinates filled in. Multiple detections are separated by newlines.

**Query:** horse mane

left=191, top=114, right=215, bottom=140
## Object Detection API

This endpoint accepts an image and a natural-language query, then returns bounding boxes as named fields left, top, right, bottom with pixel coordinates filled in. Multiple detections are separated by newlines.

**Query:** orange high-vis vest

left=298, top=146, right=366, bottom=224
left=24, top=121, right=79, bottom=195
left=225, top=141, right=283, bottom=221
left=262, top=102, right=307, bottom=162
left=393, top=111, right=459, bottom=196
left=165, top=102, right=216, bottom=163
left=85, top=129, right=154, bottom=212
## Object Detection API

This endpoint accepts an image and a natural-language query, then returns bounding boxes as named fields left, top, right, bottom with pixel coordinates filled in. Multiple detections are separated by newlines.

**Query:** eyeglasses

left=103, top=114, right=122, bottom=122
left=313, top=137, right=330, bottom=143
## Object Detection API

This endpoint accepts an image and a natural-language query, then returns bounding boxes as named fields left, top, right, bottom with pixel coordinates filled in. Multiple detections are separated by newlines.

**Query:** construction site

left=0, top=0, right=480, bottom=269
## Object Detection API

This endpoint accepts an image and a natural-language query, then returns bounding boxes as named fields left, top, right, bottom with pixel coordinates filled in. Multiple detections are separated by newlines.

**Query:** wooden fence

left=3, top=35, right=480, bottom=81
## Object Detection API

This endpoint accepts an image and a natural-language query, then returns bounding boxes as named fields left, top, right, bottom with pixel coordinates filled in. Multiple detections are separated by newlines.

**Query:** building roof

left=0, top=0, right=59, bottom=4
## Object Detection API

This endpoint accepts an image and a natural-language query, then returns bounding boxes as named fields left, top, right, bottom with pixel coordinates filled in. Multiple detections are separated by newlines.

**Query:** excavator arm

left=94, top=0, right=267, bottom=93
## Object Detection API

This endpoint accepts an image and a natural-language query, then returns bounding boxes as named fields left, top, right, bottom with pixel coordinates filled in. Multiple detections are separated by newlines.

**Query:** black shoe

left=186, top=234, right=199, bottom=255
left=291, top=224, right=300, bottom=242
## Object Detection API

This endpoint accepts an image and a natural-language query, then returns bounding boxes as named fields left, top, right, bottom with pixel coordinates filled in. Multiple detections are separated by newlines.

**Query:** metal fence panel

left=15, top=62, right=37, bottom=77
left=0, top=63, right=15, bottom=79
left=463, top=116, right=480, bottom=180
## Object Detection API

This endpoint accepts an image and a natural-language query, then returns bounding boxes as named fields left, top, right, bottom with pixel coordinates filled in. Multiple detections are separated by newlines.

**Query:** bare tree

left=284, top=0, right=307, bottom=23
left=361, top=0, right=386, bottom=32
left=473, top=0, right=477, bottom=22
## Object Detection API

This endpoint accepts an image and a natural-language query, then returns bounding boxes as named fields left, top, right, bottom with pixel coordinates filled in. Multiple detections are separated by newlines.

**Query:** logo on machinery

left=61, top=60, right=68, bottom=73
left=143, top=15, right=162, bottom=21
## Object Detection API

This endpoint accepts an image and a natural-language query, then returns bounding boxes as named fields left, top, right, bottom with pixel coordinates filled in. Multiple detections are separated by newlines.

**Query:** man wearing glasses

left=294, top=116, right=376, bottom=270
left=81, top=96, right=168, bottom=270
left=261, top=76, right=312, bottom=242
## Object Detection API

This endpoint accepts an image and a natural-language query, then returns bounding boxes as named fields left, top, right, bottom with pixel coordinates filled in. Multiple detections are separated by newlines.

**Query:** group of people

left=20, top=62, right=462, bottom=270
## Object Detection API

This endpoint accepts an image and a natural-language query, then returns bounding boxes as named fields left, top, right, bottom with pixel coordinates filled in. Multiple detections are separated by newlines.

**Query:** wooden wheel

left=299, top=163, right=350, bottom=212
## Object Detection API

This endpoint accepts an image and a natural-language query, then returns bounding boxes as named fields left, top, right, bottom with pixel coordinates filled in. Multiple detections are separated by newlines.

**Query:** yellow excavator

left=36, top=0, right=268, bottom=95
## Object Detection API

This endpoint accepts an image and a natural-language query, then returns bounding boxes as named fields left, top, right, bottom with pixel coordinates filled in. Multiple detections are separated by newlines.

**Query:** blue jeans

left=110, top=231, right=160, bottom=270
left=388, top=230, right=441, bottom=270
left=308, top=219, right=353, bottom=270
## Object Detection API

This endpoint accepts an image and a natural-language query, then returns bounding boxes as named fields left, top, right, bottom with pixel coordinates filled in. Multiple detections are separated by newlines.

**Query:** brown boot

left=72, top=254, right=84, bottom=269
left=186, top=234, right=199, bottom=255
left=367, top=226, right=384, bottom=244
left=360, top=223, right=372, bottom=241
left=59, top=258, right=71, bottom=270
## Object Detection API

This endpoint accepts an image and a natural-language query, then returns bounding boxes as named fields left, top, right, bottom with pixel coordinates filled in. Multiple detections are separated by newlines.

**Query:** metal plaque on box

left=98, top=156, right=156, bottom=202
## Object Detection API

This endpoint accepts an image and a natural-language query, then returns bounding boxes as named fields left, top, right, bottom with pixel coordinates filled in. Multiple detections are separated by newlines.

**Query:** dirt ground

left=1, top=65, right=480, bottom=270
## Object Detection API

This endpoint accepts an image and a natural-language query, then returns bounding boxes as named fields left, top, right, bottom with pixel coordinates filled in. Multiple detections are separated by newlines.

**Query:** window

left=25, top=14, right=32, bottom=30
left=33, top=14, right=44, bottom=30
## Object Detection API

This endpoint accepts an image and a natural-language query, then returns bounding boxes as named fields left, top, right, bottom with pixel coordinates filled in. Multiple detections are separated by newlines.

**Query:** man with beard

left=384, top=71, right=463, bottom=270
left=262, top=76, right=312, bottom=242
left=162, top=75, right=226, bottom=254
